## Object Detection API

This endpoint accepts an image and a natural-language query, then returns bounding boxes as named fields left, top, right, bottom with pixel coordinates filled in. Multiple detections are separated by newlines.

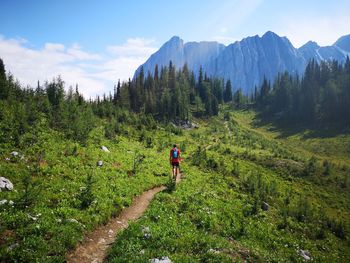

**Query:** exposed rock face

left=135, top=32, right=350, bottom=94
left=334, top=34, right=350, bottom=52
left=299, top=40, right=347, bottom=63
left=209, top=31, right=305, bottom=94
left=135, top=36, right=225, bottom=79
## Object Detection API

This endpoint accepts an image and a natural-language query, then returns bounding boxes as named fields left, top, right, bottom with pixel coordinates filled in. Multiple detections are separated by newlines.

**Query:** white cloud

left=44, top=43, right=65, bottom=52
left=0, top=36, right=158, bottom=98
left=107, top=38, right=157, bottom=57
left=279, top=15, right=350, bottom=48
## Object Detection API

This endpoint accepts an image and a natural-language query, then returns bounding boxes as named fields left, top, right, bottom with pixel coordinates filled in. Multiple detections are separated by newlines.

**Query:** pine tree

left=224, top=80, right=233, bottom=102
left=0, top=58, right=9, bottom=100
left=0, top=58, right=6, bottom=81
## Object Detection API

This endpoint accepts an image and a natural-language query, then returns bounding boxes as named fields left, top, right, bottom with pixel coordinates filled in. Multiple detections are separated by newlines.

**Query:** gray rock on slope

left=0, top=177, right=13, bottom=191
left=150, top=256, right=172, bottom=263
left=101, top=146, right=110, bottom=152
left=298, top=249, right=312, bottom=261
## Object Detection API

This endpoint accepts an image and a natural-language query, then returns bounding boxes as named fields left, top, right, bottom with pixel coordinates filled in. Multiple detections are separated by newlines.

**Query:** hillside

left=1, top=106, right=349, bottom=261
left=0, top=58, right=350, bottom=262
left=106, top=108, right=350, bottom=262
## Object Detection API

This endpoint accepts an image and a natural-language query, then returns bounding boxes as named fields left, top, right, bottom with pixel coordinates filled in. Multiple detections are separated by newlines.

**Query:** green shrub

left=78, top=171, right=95, bottom=209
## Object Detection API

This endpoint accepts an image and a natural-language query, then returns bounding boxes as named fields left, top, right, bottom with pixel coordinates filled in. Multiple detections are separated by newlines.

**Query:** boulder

left=150, top=256, right=172, bottom=263
left=101, top=146, right=110, bottom=152
left=0, top=200, right=8, bottom=205
left=299, top=249, right=311, bottom=261
left=10, top=151, right=19, bottom=157
left=142, top=226, right=151, bottom=239
left=67, top=218, right=79, bottom=224
left=261, top=201, right=270, bottom=211
left=97, top=160, right=103, bottom=167
left=0, top=177, right=13, bottom=191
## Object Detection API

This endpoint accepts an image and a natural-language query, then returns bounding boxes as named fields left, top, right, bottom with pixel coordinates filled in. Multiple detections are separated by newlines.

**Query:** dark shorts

left=172, top=162, right=179, bottom=167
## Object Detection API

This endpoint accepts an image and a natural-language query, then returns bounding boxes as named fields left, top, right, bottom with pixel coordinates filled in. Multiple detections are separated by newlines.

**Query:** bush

left=78, top=172, right=95, bottom=209
left=165, top=177, right=176, bottom=193
left=303, top=156, right=317, bottom=176
left=16, top=171, right=41, bottom=209
left=323, top=160, right=331, bottom=176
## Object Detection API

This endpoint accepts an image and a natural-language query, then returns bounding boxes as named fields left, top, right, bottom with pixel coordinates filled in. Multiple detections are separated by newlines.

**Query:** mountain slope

left=134, top=36, right=225, bottom=78
left=210, top=31, right=305, bottom=93
left=135, top=32, right=350, bottom=94
left=334, top=34, right=350, bottom=52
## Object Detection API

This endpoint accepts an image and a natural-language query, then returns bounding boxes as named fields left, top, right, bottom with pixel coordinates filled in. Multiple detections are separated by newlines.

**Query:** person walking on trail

left=170, top=144, right=181, bottom=180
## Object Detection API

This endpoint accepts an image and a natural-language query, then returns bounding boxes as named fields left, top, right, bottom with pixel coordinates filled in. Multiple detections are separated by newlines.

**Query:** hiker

left=170, top=144, right=181, bottom=180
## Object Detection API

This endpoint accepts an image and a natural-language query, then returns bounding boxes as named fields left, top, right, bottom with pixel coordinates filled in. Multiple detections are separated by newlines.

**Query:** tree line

left=114, top=62, right=233, bottom=120
left=1, top=55, right=349, bottom=149
left=254, top=58, right=350, bottom=127
left=0, top=59, right=234, bottom=147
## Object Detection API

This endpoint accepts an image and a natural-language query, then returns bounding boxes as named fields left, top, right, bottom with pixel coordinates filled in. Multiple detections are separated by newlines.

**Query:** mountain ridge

left=135, top=32, right=350, bottom=94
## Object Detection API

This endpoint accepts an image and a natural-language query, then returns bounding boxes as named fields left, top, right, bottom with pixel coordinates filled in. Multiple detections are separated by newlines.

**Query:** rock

left=67, top=218, right=79, bottom=224
left=7, top=242, right=19, bottom=251
left=27, top=214, right=38, bottom=221
left=299, top=249, right=312, bottom=261
left=9, top=200, right=14, bottom=206
left=0, top=199, right=8, bottom=205
left=0, top=177, right=13, bottom=191
left=10, top=151, right=19, bottom=157
left=98, top=238, right=106, bottom=244
left=208, top=248, right=220, bottom=254
left=97, top=160, right=103, bottom=167
left=140, top=249, right=145, bottom=255
left=261, top=201, right=270, bottom=211
left=149, top=256, right=172, bottom=263
left=101, top=146, right=110, bottom=152
left=142, top=226, right=151, bottom=239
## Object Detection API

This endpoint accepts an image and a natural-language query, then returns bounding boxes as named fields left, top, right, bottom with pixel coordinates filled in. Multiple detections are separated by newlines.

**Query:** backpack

left=172, top=148, right=178, bottom=159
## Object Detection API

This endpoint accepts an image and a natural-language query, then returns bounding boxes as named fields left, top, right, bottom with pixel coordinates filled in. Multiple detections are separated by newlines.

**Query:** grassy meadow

left=1, top=108, right=349, bottom=262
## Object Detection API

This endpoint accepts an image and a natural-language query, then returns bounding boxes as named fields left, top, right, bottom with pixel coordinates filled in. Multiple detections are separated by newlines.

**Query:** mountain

left=334, top=34, right=350, bottom=52
left=135, top=32, right=350, bottom=94
left=208, top=31, right=305, bottom=93
left=299, top=40, right=348, bottom=63
left=134, top=36, right=225, bottom=78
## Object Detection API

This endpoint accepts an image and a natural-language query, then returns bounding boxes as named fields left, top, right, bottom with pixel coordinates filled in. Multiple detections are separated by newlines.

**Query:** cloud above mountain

left=0, top=35, right=158, bottom=98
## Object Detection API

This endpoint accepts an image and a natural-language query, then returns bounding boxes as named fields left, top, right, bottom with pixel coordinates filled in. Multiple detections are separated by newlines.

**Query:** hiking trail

left=66, top=173, right=182, bottom=263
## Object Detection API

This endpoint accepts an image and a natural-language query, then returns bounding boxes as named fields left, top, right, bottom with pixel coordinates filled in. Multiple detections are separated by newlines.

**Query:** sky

left=0, top=0, right=349, bottom=98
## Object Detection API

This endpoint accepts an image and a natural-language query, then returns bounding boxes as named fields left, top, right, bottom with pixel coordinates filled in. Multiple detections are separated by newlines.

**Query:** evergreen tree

left=224, top=80, right=233, bottom=102
left=0, top=58, right=6, bottom=81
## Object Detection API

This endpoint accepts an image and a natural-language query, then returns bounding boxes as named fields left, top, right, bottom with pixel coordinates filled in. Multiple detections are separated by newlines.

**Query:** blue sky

left=0, top=0, right=349, bottom=97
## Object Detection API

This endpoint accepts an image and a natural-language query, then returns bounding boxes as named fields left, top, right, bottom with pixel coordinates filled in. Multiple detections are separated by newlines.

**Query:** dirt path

left=66, top=174, right=182, bottom=263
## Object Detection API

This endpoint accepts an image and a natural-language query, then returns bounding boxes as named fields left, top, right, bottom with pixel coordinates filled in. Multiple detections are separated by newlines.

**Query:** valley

left=1, top=106, right=349, bottom=262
